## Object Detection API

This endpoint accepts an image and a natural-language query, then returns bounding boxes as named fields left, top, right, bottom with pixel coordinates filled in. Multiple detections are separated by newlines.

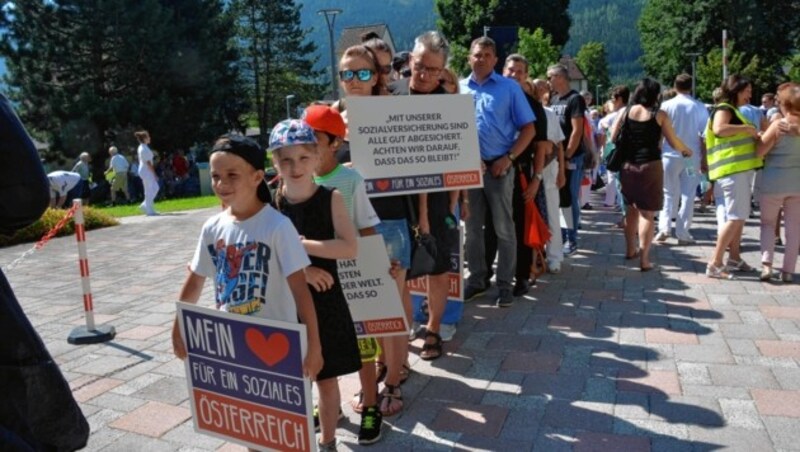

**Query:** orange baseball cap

left=303, top=104, right=346, bottom=139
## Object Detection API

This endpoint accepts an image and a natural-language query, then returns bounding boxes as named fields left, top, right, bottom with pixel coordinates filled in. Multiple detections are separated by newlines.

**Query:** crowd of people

left=160, top=29, right=800, bottom=451
left=45, top=136, right=199, bottom=211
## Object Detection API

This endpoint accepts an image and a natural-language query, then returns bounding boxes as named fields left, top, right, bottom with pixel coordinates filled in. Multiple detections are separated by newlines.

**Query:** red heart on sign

left=244, top=328, right=290, bottom=367
left=375, top=179, right=390, bottom=191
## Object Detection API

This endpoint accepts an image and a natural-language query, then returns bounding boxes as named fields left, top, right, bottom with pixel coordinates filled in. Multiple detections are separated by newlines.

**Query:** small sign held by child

left=177, top=303, right=314, bottom=452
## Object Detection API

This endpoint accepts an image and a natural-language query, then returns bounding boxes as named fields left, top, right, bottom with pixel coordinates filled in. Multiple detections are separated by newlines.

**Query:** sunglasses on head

left=339, top=69, right=374, bottom=82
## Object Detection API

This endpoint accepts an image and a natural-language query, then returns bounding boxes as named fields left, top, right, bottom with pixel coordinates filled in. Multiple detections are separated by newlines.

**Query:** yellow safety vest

left=705, top=103, right=762, bottom=181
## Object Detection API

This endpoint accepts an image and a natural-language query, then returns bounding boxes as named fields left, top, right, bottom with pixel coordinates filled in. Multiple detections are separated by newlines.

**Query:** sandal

left=760, top=265, right=773, bottom=281
left=379, top=384, right=404, bottom=417
left=420, top=331, right=443, bottom=361
left=727, top=259, right=755, bottom=272
left=375, top=361, right=387, bottom=384
left=706, top=264, right=735, bottom=280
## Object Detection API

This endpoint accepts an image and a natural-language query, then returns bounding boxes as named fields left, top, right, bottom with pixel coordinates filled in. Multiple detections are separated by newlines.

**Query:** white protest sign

left=176, top=303, right=314, bottom=452
left=347, top=94, right=483, bottom=197
left=338, top=235, right=408, bottom=337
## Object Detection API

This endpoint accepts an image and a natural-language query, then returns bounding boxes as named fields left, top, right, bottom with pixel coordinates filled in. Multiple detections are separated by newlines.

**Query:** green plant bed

left=0, top=207, right=119, bottom=247
left=94, top=195, right=221, bottom=218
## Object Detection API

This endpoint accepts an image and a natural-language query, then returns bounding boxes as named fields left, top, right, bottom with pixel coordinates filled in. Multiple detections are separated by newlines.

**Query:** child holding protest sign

left=270, top=119, right=363, bottom=451
left=170, top=134, right=324, bottom=450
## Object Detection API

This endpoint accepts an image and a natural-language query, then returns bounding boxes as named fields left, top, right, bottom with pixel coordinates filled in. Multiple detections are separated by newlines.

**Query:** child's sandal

left=379, top=384, right=404, bottom=417
left=420, top=331, right=443, bottom=361
left=375, top=361, right=388, bottom=384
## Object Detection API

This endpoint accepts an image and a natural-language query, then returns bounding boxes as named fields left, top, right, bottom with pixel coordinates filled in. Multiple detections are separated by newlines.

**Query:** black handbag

left=405, top=196, right=438, bottom=279
left=604, top=108, right=631, bottom=172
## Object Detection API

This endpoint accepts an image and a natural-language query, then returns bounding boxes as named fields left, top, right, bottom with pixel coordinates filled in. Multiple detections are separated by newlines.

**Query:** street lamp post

left=285, top=94, right=295, bottom=119
left=595, top=84, right=602, bottom=107
left=318, top=8, right=342, bottom=101
left=687, top=52, right=701, bottom=98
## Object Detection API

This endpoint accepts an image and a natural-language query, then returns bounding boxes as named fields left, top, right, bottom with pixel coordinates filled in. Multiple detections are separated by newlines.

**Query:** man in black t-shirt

left=547, top=63, right=587, bottom=256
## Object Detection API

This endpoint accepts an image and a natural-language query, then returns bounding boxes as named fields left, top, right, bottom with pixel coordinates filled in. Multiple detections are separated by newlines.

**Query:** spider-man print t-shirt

left=190, top=205, right=310, bottom=322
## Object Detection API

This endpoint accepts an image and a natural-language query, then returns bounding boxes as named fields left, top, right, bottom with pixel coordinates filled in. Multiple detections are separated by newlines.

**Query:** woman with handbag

left=610, top=78, right=692, bottom=271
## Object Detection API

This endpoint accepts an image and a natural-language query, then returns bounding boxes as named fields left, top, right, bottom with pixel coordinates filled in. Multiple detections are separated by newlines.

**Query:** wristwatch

left=507, top=152, right=517, bottom=162
left=534, top=172, right=544, bottom=181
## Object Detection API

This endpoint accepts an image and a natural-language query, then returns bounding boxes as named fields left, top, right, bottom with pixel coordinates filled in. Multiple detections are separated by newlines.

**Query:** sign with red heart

left=244, top=328, right=290, bottom=367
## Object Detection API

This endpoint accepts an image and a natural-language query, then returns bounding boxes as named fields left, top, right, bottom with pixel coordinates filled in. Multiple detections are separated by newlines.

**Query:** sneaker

left=313, top=406, right=344, bottom=432
left=496, top=288, right=513, bottom=308
left=781, top=272, right=794, bottom=283
left=581, top=203, right=593, bottom=210
left=439, top=323, right=457, bottom=342
left=676, top=236, right=696, bottom=245
left=318, top=439, right=338, bottom=451
left=512, top=280, right=530, bottom=297
left=776, top=237, right=783, bottom=246
left=655, top=231, right=669, bottom=242
left=358, top=406, right=383, bottom=445
left=548, top=263, right=561, bottom=274
left=563, top=242, right=578, bottom=256
left=464, top=285, right=487, bottom=301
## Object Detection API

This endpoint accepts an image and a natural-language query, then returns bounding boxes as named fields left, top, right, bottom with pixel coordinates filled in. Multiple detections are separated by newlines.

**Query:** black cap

left=211, top=135, right=264, bottom=170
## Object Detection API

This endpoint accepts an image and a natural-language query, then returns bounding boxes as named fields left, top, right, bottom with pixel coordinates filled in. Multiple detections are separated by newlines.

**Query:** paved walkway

left=2, top=194, right=799, bottom=451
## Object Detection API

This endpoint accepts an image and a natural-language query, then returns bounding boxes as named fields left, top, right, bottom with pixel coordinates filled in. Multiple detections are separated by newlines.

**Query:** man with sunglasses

left=460, top=37, right=536, bottom=308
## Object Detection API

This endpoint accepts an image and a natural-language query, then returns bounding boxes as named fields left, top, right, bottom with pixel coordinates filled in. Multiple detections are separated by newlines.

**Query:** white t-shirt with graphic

left=190, top=205, right=310, bottom=323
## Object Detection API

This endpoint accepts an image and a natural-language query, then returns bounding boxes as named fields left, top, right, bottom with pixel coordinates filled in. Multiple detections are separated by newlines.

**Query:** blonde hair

left=134, top=130, right=150, bottom=143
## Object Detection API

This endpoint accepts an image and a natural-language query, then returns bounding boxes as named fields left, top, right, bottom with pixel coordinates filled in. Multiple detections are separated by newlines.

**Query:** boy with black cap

left=171, top=133, right=323, bottom=383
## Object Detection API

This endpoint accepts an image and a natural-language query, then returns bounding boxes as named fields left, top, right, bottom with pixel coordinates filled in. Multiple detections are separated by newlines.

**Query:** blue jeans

left=562, top=155, right=584, bottom=244
left=466, top=169, right=516, bottom=290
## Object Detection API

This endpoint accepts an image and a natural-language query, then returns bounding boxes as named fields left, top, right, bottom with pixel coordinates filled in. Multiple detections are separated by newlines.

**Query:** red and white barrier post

left=68, top=200, right=115, bottom=345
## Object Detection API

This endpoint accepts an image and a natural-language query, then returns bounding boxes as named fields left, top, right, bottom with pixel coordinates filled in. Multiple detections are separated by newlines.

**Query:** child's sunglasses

left=339, top=69, right=374, bottom=82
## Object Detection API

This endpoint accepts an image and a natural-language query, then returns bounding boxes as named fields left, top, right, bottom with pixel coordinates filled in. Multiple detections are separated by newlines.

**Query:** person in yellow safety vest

left=706, top=74, right=763, bottom=280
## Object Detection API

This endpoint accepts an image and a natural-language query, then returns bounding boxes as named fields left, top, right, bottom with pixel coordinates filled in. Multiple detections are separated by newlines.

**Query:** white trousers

left=544, top=160, right=563, bottom=265
left=658, top=157, right=698, bottom=240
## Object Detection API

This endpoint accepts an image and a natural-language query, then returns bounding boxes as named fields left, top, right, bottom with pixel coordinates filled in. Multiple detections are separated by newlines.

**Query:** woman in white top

left=134, top=130, right=159, bottom=216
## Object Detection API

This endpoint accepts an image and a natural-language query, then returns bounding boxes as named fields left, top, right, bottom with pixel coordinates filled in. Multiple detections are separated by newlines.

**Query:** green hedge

left=0, top=207, right=119, bottom=247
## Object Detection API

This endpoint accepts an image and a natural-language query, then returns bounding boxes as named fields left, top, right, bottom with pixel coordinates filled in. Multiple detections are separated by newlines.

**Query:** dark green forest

left=564, top=0, right=645, bottom=80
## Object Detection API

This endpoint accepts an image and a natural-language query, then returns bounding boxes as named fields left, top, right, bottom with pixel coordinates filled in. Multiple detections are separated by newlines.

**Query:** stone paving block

left=485, top=333, right=540, bottom=352
left=709, top=365, right=780, bottom=389
left=752, top=389, right=800, bottom=417
left=89, top=392, right=148, bottom=412
left=72, top=355, right=143, bottom=376
left=543, top=400, right=614, bottom=432
left=719, top=398, right=764, bottom=430
left=430, top=402, right=509, bottom=437
left=720, top=323, right=779, bottom=340
left=727, top=339, right=760, bottom=356
left=532, top=426, right=578, bottom=452
left=573, top=432, right=651, bottom=452
left=613, top=418, right=690, bottom=440
left=500, top=350, right=561, bottom=373
left=681, top=383, right=752, bottom=399
left=734, top=355, right=799, bottom=369
left=644, top=328, right=699, bottom=345
left=756, top=339, right=800, bottom=359
left=100, top=432, right=178, bottom=451
left=648, top=394, right=724, bottom=427
left=617, top=369, right=682, bottom=396
left=676, top=363, right=712, bottom=385
left=583, top=376, right=617, bottom=404
left=116, top=324, right=170, bottom=340
left=760, top=306, right=800, bottom=320
left=772, top=367, right=800, bottom=390
left=82, top=427, right=126, bottom=450
left=417, top=377, right=487, bottom=405
left=109, top=401, right=191, bottom=437
left=521, top=373, right=585, bottom=400
left=762, top=416, right=800, bottom=451
left=162, top=423, right=225, bottom=449
left=548, top=315, right=597, bottom=333
left=673, top=344, right=734, bottom=364
left=111, top=372, right=166, bottom=396
left=688, top=425, right=775, bottom=451
left=86, top=407, right=125, bottom=432
left=134, top=376, right=189, bottom=405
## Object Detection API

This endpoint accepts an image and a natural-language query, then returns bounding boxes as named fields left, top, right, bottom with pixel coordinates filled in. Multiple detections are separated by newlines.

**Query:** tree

left=516, top=28, right=560, bottom=79
left=230, top=0, right=323, bottom=145
left=639, top=0, right=800, bottom=92
left=575, top=41, right=610, bottom=97
left=435, top=0, right=570, bottom=75
left=694, top=42, right=763, bottom=103
left=0, top=0, right=238, bottom=168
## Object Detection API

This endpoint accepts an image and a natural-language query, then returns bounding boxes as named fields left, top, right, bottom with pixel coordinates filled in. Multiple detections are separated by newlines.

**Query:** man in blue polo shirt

left=460, top=36, right=536, bottom=308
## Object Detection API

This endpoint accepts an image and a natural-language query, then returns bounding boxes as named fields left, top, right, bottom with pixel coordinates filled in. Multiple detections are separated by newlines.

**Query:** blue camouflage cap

left=268, top=119, right=317, bottom=152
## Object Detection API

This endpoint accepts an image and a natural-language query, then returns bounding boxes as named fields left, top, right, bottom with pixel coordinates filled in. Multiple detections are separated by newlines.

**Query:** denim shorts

left=375, top=219, right=411, bottom=269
